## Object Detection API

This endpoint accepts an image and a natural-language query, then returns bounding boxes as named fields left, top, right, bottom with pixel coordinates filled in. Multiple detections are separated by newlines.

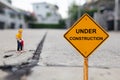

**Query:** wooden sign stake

left=84, top=58, right=88, bottom=80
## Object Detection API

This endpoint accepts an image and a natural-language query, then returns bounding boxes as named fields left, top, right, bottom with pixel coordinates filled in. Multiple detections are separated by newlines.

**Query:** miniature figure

left=16, top=28, right=24, bottom=52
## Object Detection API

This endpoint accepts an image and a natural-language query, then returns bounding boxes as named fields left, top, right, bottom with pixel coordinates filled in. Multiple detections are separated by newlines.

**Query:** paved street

left=39, top=29, right=120, bottom=68
left=0, top=29, right=120, bottom=80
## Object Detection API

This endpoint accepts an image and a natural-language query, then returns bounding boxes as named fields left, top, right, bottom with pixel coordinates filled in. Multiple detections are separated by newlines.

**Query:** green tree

left=68, top=2, right=97, bottom=26
left=24, top=12, right=37, bottom=23
left=46, top=12, right=51, bottom=17
left=68, top=2, right=79, bottom=25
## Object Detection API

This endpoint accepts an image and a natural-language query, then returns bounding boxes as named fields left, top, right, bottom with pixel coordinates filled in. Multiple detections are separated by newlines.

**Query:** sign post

left=84, top=58, right=88, bottom=80
left=64, top=13, right=109, bottom=80
left=83, top=58, right=88, bottom=80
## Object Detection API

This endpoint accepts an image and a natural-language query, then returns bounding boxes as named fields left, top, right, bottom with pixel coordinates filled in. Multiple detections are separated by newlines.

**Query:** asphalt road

left=0, top=29, right=120, bottom=80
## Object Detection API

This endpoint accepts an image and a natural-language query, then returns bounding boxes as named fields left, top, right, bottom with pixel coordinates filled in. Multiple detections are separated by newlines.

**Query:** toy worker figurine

left=16, top=28, right=24, bottom=52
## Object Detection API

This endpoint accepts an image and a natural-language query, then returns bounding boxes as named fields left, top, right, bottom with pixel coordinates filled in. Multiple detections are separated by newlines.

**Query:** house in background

left=0, top=0, right=26, bottom=29
left=84, top=0, right=120, bottom=31
left=33, top=2, right=61, bottom=24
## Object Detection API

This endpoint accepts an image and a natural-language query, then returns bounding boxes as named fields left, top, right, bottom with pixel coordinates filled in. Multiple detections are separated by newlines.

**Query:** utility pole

left=114, top=0, right=119, bottom=31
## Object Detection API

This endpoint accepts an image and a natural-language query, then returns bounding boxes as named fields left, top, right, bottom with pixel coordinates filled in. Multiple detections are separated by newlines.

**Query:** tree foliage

left=68, top=2, right=97, bottom=25
left=24, top=13, right=37, bottom=23
left=68, top=2, right=79, bottom=24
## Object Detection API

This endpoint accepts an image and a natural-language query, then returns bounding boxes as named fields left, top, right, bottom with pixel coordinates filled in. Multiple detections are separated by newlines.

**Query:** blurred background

left=0, top=1, right=120, bottom=80
left=0, top=0, right=119, bottom=30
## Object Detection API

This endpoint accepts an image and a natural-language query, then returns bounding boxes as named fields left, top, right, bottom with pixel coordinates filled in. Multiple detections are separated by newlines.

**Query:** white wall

left=33, top=2, right=61, bottom=24
left=0, top=8, right=26, bottom=29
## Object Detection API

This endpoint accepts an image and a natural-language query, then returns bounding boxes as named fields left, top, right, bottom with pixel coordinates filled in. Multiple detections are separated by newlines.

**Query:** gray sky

left=11, top=0, right=86, bottom=18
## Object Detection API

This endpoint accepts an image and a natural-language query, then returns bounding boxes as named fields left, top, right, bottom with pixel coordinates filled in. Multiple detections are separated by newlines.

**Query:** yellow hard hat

left=18, top=29, right=23, bottom=33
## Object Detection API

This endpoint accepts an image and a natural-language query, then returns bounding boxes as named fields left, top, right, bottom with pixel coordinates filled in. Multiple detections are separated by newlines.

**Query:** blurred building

left=6, top=0, right=12, bottom=4
left=33, top=2, right=61, bottom=24
left=0, top=0, right=26, bottom=29
left=84, top=0, right=120, bottom=31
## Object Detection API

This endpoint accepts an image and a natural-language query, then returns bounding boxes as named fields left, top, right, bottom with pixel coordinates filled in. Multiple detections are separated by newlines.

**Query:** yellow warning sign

left=64, top=13, right=109, bottom=58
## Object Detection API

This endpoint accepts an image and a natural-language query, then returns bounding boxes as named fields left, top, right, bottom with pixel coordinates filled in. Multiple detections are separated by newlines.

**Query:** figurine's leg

left=17, top=40, right=20, bottom=51
left=20, top=44, right=23, bottom=51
